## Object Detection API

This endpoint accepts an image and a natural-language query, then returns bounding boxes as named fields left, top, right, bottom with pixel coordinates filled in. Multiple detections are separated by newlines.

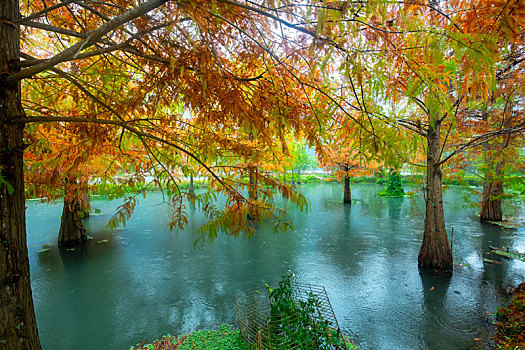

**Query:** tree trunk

left=418, top=120, right=453, bottom=273
left=0, top=1, right=42, bottom=348
left=58, top=183, right=88, bottom=246
left=480, top=161, right=504, bottom=221
left=247, top=165, right=258, bottom=220
left=188, top=173, right=195, bottom=198
left=291, top=169, right=295, bottom=185
left=247, top=132, right=258, bottom=220
left=480, top=134, right=505, bottom=221
left=81, top=180, right=90, bottom=218
left=343, top=175, right=351, bottom=203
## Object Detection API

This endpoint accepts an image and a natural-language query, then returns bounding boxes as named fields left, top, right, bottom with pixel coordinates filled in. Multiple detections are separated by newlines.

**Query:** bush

left=265, top=274, right=353, bottom=349
left=378, top=171, right=405, bottom=197
left=130, top=324, right=250, bottom=350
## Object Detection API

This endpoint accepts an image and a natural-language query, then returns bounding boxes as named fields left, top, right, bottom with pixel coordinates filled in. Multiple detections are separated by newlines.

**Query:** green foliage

left=296, top=174, right=325, bottom=183
left=292, top=144, right=317, bottom=171
left=178, top=325, right=249, bottom=350
left=265, top=274, right=351, bottom=349
left=107, top=196, right=137, bottom=230
left=506, top=176, right=525, bottom=195
left=0, top=167, right=14, bottom=194
left=130, top=324, right=250, bottom=350
left=91, top=182, right=152, bottom=200
left=378, top=171, right=405, bottom=197
left=491, top=247, right=525, bottom=262
left=494, top=283, right=525, bottom=349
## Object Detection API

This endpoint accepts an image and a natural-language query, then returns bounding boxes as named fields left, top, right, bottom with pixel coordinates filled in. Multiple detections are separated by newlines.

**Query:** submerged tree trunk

left=479, top=121, right=506, bottom=221
left=247, top=132, right=258, bottom=220
left=247, top=165, right=258, bottom=220
left=480, top=160, right=504, bottom=222
left=0, top=1, right=42, bottom=348
left=188, top=173, right=195, bottom=198
left=343, top=175, right=351, bottom=203
left=418, top=120, right=453, bottom=273
left=58, top=179, right=88, bottom=246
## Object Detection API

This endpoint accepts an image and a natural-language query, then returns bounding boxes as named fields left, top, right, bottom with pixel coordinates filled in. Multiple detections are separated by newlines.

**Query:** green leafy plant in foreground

left=178, top=325, right=250, bottom=350
left=265, top=274, right=352, bottom=349
left=131, top=324, right=250, bottom=350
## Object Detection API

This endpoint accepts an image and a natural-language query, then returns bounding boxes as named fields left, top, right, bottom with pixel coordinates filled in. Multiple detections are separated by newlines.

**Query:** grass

left=130, top=324, right=250, bottom=350
left=130, top=323, right=358, bottom=350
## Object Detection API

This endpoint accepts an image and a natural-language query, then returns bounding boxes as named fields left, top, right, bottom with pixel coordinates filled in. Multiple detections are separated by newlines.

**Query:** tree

left=1, top=2, right=329, bottom=347
left=290, top=140, right=316, bottom=183
left=478, top=58, right=525, bottom=221
left=321, top=131, right=373, bottom=204
left=379, top=168, right=405, bottom=197
left=4, top=2, right=523, bottom=348
left=311, top=0, right=525, bottom=272
left=23, top=69, right=147, bottom=245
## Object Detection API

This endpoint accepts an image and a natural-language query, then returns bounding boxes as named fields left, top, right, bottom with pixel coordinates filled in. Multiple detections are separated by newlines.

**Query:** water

left=26, top=183, right=525, bottom=349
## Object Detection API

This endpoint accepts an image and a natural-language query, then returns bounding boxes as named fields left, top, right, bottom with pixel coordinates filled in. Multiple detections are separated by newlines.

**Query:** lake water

left=26, top=183, right=525, bottom=349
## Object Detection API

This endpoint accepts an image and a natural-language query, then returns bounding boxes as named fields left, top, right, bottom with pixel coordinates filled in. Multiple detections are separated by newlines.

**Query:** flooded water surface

left=26, top=183, right=525, bottom=349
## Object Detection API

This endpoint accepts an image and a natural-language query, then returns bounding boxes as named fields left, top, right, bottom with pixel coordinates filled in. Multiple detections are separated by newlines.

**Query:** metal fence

left=235, top=281, right=348, bottom=349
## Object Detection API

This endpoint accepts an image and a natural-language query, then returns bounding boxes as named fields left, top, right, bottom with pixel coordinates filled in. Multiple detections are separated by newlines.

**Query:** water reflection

left=26, top=183, right=525, bottom=350
left=419, top=270, right=453, bottom=349
left=386, top=197, right=403, bottom=219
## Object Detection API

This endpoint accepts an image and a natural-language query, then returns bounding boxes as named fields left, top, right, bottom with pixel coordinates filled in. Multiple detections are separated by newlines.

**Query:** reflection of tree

left=479, top=222, right=510, bottom=290
left=33, top=240, right=129, bottom=349
left=386, top=197, right=404, bottom=220
left=314, top=186, right=369, bottom=275
left=344, top=202, right=351, bottom=230
left=357, top=186, right=386, bottom=219
left=419, top=270, right=452, bottom=349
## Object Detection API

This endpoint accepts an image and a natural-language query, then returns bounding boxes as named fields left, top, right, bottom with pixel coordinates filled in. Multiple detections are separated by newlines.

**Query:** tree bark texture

left=343, top=176, right=351, bottom=203
left=418, top=120, right=453, bottom=273
left=247, top=165, right=258, bottom=220
left=480, top=167, right=504, bottom=221
left=188, top=173, right=195, bottom=198
left=0, top=1, right=42, bottom=348
left=480, top=147, right=504, bottom=222
left=58, top=181, right=88, bottom=246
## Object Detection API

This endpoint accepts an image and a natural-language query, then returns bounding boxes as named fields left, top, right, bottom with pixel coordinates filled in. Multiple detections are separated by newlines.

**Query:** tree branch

left=23, top=20, right=87, bottom=39
left=7, top=0, right=169, bottom=84
left=438, top=122, right=525, bottom=166
left=16, top=0, right=76, bottom=24
left=16, top=115, right=237, bottom=197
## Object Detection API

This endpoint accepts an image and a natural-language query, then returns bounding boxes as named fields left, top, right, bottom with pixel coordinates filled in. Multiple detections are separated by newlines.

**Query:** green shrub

left=378, top=171, right=405, bottom=197
left=265, top=274, right=352, bottom=349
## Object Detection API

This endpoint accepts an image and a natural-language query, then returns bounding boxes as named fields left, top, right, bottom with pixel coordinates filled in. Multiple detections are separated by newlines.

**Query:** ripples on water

left=26, top=183, right=525, bottom=349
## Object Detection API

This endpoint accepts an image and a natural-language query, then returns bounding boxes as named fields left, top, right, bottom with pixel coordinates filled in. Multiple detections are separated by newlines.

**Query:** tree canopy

left=1, top=0, right=524, bottom=348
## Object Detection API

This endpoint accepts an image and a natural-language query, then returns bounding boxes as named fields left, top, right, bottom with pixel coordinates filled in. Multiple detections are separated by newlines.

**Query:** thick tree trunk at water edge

left=58, top=196, right=88, bottom=246
left=418, top=121, right=453, bottom=273
left=343, top=176, right=351, bottom=204
left=480, top=161, right=504, bottom=222
left=0, top=1, right=42, bottom=348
